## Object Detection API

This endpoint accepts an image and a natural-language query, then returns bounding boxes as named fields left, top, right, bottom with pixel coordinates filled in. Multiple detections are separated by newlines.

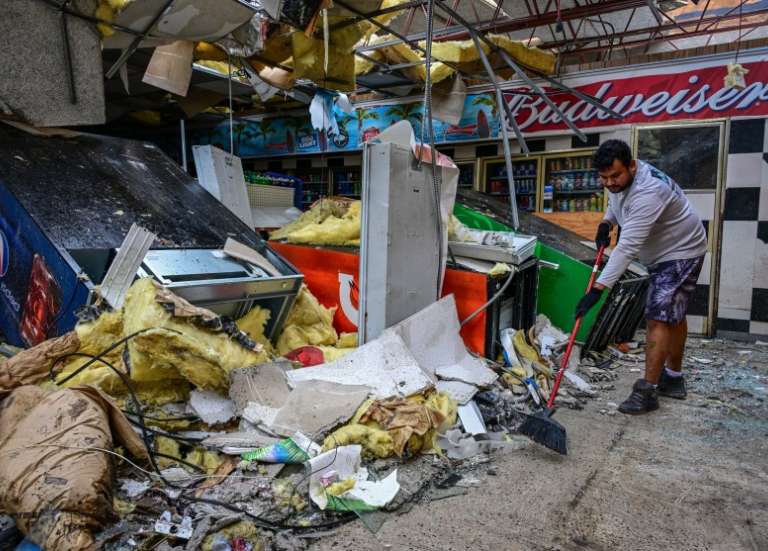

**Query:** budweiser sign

left=503, top=61, right=768, bottom=133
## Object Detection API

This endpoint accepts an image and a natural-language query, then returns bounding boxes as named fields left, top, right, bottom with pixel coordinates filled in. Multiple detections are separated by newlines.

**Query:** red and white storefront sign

left=503, top=59, right=768, bottom=133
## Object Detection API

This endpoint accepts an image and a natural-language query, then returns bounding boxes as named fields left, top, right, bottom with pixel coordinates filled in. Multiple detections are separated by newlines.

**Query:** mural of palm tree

left=471, top=94, right=498, bottom=118
left=472, top=94, right=498, bottom=138
left=283, top=117, right=306, bottom=152
left=354, top=109, right=379, bottom=144
left=253, top=118, right=276, bottom=148
left=385, top=103, right=423, bottom=129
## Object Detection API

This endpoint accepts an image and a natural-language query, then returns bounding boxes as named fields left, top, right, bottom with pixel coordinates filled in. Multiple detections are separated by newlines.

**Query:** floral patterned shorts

left=645, top=255, right=705, bottom=324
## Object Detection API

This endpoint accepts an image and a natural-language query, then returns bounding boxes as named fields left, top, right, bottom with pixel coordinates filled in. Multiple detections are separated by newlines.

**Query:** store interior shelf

left=554, top=189, right=603, bottom=195
left=490, top=176, right=537, bottom=181
left=550, top=169, right=597, bottom=175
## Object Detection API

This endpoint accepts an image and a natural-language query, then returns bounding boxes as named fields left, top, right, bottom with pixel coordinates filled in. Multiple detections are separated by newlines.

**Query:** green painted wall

left=453, top=204, right=604, bottom=340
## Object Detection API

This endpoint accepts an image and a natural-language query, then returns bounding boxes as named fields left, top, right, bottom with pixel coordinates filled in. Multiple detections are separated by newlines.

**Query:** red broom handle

left=547, top=245, right=606, bottom=409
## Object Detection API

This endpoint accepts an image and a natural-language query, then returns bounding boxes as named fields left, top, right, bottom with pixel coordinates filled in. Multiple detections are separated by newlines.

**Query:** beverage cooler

left=541, top=151, right=605, bottom=214
left=456, top=160, right=478, bottom=190
left=481, top=156, right=540, bottom=212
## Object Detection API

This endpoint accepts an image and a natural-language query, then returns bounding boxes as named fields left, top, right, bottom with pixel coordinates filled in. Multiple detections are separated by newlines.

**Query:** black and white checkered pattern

left=717, top=118, right=768, bottom=336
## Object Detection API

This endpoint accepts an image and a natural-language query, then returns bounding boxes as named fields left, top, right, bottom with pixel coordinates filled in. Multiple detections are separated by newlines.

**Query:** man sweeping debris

left=576, top=140, right=707, bottom=415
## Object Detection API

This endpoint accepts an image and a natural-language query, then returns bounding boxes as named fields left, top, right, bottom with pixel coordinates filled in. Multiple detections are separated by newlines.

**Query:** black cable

left=51, top=327, right=178, bottom=385
left=152, top=452, right=207, bottom=474
left=123, top=412, right=201, bottom=422
left=52, top=351, right=176, bottom=486
left=124, top=418, right=205, bottom=444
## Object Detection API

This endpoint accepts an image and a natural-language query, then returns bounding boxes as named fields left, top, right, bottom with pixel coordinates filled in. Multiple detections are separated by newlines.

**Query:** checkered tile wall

left=717, top=118, right=768, bottom=336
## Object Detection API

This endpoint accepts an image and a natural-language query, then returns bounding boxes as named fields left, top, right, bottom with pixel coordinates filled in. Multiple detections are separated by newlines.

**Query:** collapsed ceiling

left=2, top=0, right=767, bottom=128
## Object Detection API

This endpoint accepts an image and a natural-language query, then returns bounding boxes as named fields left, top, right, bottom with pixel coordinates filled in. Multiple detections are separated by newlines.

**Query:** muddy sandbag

left=0, top=332, right=80, bottom=391
left=0, top=385, right=148, bottom=550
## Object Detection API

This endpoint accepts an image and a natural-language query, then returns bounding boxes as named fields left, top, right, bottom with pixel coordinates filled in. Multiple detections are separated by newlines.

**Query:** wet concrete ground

left=312, top=336, right=768, bottom=551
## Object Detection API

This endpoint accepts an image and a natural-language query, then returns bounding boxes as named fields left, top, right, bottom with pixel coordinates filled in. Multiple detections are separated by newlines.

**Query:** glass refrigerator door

left=456, top=161, right=477, bottom=190
left=331, top=167, right=362, bottom=198
left=483, top=157, right=539, bottom=212
left=543, top=152, right=604, bottom=214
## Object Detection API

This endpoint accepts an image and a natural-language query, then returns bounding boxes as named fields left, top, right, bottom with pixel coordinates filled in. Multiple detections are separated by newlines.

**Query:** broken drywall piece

left=229, top=361, right=292, bottom=415
left=269, top=381, right=371, bottom=437
left=189, top=390, right=236, bottom=425
left=457, top=401, right=487, bottom=436
left=435, top=360, right=498, bottom=388
left=202, top=431, right=279, bottom=454
left=242, top=402, right=281, bottom=431
left=436, top=380, right=478, bottom=405
left=286, top=331, right=433, bottom=399
left=142, top=40, right=196, bottom=96
left=386, top=295, right=496, bottom=387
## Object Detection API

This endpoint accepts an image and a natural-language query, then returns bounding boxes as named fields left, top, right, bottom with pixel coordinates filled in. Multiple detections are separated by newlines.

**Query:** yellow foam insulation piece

left=326, top=478, right=356, bottom=497
left=280, top=201, right=361, bottom=247
left=489, top=263, right=512, bottom=278
left=270, top=198, right=351, bottom=241
left=237, top=306, right=274, bottom=354
left=195, top=59, right=239, bottom=76
left=124, top=278, right=269, bottom=393
left=194, top=42, right=228, bottom=62
left=94, top=1, right=134, bottom=37
left=337, top=332, right=357, bottom=348
left=276, top=286, right=338, bottom=356
left=291, top=16, right=365, bottom=92
left=202, top=522, right=261, bottom=551
left=424, top=35, right=554, bottom=74
left=317, top=346, right=352, bottom=362
left=186, top=449, right=224, bottom=475
left=323, top=424, right=395, bottom=459
left=354, top=35, right=452, bottom=83
left=156, top=436, right=183, bottom=469
left=128, top=110, right=163, bottom=126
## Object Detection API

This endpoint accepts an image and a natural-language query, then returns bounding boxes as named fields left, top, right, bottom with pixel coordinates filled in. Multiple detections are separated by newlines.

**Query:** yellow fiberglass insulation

left=337, top=332, right=357, bottom=348
left=276, top=286, right=338, bottom=356
left=236, top=305, right=274, bottom=354
left=123, top=278, right=270, bottom=393
left=282, top=201, right=361, bottom=247
left=323, top=424, right=395, bottom=459
left=270, top=198, right=350, bottom=241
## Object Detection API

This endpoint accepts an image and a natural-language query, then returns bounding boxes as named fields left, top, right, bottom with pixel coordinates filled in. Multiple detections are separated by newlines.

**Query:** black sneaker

left=618, top=379, right=660, bottom=415
left=658, top=370, right=687, bottom=399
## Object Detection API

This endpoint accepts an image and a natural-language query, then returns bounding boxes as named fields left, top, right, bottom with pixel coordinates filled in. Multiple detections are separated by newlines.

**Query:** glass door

left=456, top=160, right=478, bottom=191
left=481, top=156, right=540, bottom=212
left=634, top=121, right=726, bottom=336
left=331, top=166, right=362, bottom=198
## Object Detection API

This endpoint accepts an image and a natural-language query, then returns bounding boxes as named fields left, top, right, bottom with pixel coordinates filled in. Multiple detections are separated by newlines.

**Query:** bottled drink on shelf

left=542, top=184, right=553, bottom=213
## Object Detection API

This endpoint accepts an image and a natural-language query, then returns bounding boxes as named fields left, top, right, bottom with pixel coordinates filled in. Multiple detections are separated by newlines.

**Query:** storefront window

left=636, top=125, right=720, bottom=190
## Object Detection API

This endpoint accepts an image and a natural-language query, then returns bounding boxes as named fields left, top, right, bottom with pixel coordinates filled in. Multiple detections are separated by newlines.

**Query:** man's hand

left=575, top=286, right=604, bottom=319
left=595, top=222, right=612, bottom=249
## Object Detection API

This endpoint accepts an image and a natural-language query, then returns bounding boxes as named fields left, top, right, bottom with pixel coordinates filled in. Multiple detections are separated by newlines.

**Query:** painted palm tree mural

left=353, top=108, right=380, bottom=144
left=385, top=103, right=423, bottom=134
left=253, top=118, right=277, bottom=149
left=283, top=117, right=307, bottom=152
left=469, top=94, right=497, bottom=139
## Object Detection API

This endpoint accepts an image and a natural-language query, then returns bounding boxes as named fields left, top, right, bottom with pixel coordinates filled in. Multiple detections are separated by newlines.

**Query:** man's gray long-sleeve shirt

left=596, top=160, right=707, bottom=288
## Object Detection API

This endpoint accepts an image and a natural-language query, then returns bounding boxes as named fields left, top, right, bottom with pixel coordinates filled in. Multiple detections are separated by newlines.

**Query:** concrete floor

left=312, top=337, right=768, bottom=551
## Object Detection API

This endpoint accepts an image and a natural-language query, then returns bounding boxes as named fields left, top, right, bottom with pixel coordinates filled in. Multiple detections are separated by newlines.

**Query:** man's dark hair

left=593, top=139, right=632, bottom=171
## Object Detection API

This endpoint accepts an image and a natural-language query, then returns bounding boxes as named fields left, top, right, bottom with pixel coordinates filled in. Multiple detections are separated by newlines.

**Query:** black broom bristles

left=518, top=409, right=567, bottom=455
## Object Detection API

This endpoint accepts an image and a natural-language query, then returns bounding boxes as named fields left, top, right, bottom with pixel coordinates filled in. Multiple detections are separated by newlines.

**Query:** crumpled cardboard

left=0, top=385, right=148, bottom=551
left=324, top=391, right=457, bottom=458
left=0, top=332, right=80, bottom=391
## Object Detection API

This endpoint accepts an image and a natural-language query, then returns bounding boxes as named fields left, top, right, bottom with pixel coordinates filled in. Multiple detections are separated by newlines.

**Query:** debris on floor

left=0, top=276, right=621, bottom=550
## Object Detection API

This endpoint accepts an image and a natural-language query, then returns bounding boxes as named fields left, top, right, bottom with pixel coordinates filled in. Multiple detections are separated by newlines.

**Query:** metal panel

left=358, top=142, right=441, bottom=343
left=99, top=224, right=156, bottom=309
left=192, top=145, right=254, bottom=227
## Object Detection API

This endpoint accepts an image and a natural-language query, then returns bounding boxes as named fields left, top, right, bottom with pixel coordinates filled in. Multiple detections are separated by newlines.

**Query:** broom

left=518, top=245, right=606, bottom=455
